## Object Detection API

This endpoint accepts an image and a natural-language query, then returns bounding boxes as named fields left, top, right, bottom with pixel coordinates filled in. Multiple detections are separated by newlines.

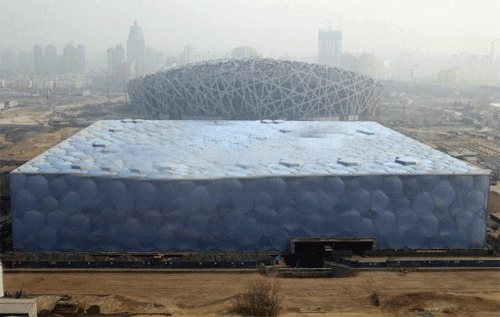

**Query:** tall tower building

left=62, top=42, right=77, bottom=74
left=17, top=51, right=32, bottom=75
left=127, top=21, right=146, bottom=64
left=318, top=29, right=342, bottom=68
left=0, top=50, right=16, bottom=75
left=44, top=45, right=57, bottom=75
left=77, top=44, right=86, bottom=72
left=33, top=45, right=44, bottom=76
left=107, top=44, right=125, bottom=74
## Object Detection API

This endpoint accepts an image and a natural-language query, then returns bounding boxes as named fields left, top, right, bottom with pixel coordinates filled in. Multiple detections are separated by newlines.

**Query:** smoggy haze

left=0, top=0, right=499, bottom=57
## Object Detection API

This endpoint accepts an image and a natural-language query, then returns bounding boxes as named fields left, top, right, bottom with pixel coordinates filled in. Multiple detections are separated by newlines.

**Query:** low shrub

left=232, top=279, right=281, bottom=317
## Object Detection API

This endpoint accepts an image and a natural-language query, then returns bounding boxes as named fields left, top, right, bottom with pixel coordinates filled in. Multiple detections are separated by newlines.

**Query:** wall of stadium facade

left=128, top=59, right=382, bottom=120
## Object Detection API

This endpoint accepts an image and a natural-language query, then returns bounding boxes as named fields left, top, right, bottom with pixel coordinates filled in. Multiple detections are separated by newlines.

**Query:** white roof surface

left=13, top=120, right=489, bottom=179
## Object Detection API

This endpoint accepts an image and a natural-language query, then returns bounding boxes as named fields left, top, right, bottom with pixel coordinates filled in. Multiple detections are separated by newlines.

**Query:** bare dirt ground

left=4, top=270, right=500, bottom=316
left=0, top=95, right=134, bottom=127
left=0, top=95, right=134, bottom=163
left=0, top=127, right=81, bottom=162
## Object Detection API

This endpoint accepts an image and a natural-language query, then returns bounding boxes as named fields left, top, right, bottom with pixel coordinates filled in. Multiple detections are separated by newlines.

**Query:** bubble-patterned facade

left=128, top=59, right=382, bottom=120
left=10, top=120, right=490, bottom=252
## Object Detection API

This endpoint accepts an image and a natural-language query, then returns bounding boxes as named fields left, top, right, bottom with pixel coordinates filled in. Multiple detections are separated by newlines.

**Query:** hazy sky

left=1, top=0, right=499, bottom=57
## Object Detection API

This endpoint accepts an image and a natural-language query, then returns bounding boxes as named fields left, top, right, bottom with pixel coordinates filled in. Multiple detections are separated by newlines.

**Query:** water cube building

left=10, top=120, right=490, bottom=252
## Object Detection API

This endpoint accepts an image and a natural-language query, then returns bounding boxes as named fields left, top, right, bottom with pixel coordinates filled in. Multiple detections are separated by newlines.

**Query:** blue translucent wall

left=11, top=173, right=490, bottom=252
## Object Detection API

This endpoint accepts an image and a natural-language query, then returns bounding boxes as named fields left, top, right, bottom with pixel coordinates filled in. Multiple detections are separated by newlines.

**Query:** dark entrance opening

left=285, top=238, right=376, bottom=268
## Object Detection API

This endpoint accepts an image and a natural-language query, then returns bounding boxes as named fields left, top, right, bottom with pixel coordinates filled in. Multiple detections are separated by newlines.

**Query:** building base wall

left=11, top=173, right=489, bottom=252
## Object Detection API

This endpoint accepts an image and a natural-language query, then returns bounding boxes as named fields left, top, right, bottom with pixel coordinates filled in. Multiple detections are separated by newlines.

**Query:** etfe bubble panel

left=10, top=120, right=490, bottom=252
left=11, top=174, right=489, bottom=251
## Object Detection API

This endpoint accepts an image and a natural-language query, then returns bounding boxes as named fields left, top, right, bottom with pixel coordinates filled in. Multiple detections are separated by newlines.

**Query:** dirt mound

left=382, top=292, right=500, bottom=316
left=34, top=294, right=173, bottom=316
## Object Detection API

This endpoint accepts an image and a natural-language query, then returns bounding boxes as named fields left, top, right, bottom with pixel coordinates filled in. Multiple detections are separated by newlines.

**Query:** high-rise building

left=62, top=43, right=77, bottom=73
left=77, top=44, right=85, bottom=72
left=17, top=51, right=32, bottom=75
left=0, top=50, right=16, bottom=75
left=107, top=44, right=125, bottom=74
left=318, top=29, right=342, bottom=68
left=33, top=45, right=44, bottom=76
left=126, top=21, right=146, bottom=77
left=127, top=21, right=145, bottom=64
left=61, top=42, right=85, bottom=74
left=107, top=44, right=132, bottom=86
left=145, top=48, right=164, bottom=73
left=438, top=67, right=462, bottom=85
left=44, top=44, right=58, bottom=75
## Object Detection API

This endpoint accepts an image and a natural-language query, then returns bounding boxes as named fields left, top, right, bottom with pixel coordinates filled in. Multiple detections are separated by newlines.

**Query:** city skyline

left=0, top=0, right=498, bottom=58
left=1, top=2, right=499, bottom=86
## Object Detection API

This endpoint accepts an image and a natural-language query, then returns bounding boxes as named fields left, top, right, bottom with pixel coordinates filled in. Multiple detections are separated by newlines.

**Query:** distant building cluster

left=164, top=46, right=261, bottom=69
left=316, top=28, right=387, bottom=81
left=0, top=41, right=89, bottom=93
left=315, top=28, right=499, bottom=86
left=0, top=43, right=85, bottom=77
left=33, top=43, right=85, bottom=77
left=0, top=76, right=88, bottom=92
left=107, top=24, right=263, bottom=84
left=315, top=28, right=394, bottom=82
left=1, top=21, right=499, bottom=96
left=0, top=41, right=88, bottom=95
left=106, top=22, right=165, bottom=87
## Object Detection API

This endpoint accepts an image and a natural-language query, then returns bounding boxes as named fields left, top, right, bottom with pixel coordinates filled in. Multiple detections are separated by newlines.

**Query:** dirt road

left=4, top=270, right=500, bottom=316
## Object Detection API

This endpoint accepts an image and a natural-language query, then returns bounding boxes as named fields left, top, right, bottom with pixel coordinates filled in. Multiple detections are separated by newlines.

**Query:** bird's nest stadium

left=128, top=59, right=382, bottom=120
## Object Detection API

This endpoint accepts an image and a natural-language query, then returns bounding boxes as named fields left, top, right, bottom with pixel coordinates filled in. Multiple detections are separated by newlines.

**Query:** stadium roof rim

left=151, top=58, right=369, bottom=79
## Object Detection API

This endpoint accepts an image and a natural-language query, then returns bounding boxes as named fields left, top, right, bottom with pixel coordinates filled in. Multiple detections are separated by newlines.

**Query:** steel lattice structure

left=128, top=59, right=382, bottom=120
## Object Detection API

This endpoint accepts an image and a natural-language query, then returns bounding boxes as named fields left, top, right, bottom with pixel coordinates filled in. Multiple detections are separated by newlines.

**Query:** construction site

left=0, top=82, right=499, bottom=317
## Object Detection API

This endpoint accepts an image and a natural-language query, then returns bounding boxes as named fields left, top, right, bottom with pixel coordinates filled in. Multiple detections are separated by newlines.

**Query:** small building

left=0, top=298, right=37, bottom=317
left=6, top=101, right=18, bottom=108
left=438, top=67, right=462, bottom=85
left=0, top=100, right=18, bottom=109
